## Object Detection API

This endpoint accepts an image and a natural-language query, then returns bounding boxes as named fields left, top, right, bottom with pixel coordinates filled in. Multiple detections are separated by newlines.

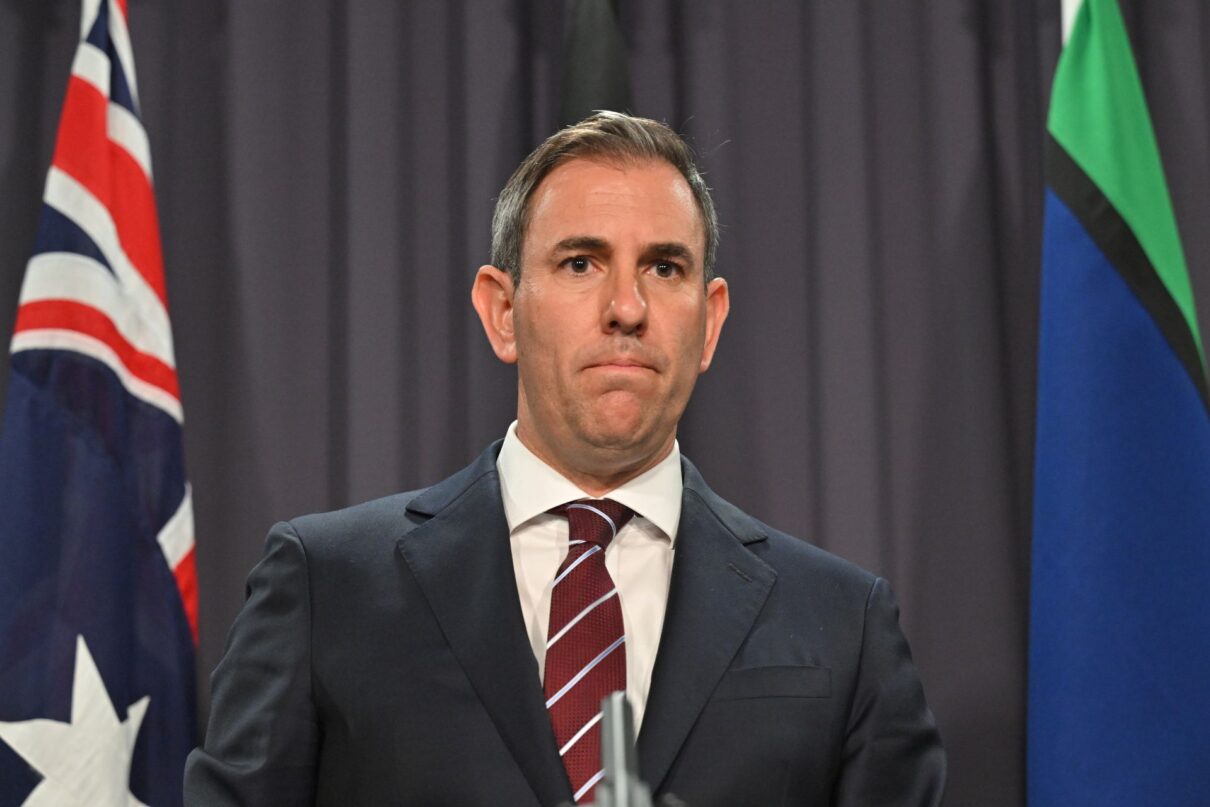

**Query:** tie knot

left=553, top=499, right=634, bottom=549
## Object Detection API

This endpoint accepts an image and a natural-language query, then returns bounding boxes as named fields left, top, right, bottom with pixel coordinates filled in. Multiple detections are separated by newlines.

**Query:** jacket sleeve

left=184, top=522, right=320, bottom=805
left=833, top=577, right=946, bottom=806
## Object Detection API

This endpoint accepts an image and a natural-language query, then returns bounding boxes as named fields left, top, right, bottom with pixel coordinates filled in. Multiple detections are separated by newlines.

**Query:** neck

left=514, top=422, right=674, bottom=498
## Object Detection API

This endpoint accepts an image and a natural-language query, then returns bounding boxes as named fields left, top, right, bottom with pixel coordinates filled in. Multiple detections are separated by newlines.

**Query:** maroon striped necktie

left=544, top=499, right=634, bottom=804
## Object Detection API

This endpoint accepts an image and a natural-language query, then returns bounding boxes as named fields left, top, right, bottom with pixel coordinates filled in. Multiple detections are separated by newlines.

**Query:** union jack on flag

left=0, top=1, right=197, bottom=804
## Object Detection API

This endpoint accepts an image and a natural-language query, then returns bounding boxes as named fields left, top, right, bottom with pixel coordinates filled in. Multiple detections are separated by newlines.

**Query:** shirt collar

left=496, top=421, right=682, bottom=544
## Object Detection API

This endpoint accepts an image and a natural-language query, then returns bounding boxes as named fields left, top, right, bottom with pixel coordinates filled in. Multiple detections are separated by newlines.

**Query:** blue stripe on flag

left=84, top=1, right=138, bottom=116
left=32, top=203, right=115, bottom=274
left=1029, top=189, right=1210, bottom=805
left=10, top=350, right=187, bottom=532
left=0, top=357, right=195, bottom=805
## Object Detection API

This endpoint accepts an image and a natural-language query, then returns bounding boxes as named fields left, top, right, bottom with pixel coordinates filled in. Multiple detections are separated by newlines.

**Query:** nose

left=601, top=268, right=647, bottom=336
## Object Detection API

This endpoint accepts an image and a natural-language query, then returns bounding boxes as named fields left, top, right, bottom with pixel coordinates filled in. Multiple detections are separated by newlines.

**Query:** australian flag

left=0, top=1, right=197, bottom=805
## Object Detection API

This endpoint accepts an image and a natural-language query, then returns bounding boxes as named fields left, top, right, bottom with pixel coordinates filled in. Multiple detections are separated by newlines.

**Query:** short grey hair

left=490, top=111, right=719, bottom=284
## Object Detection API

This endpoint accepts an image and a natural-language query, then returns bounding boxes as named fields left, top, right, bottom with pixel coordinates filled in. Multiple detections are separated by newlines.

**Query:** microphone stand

left=576, top=692, right=685, bottom=807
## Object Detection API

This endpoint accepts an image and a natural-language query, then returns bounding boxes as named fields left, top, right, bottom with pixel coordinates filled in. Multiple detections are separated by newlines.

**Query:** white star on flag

left=0, top=636, right=150, bottom=806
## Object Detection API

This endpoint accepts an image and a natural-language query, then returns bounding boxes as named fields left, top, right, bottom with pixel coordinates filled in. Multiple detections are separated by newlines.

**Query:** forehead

left=524, top=158, right=704, bottom=256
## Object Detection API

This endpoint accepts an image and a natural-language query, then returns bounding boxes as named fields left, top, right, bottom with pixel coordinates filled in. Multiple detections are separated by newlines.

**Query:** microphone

left=576, top=692, right=685, bottom=807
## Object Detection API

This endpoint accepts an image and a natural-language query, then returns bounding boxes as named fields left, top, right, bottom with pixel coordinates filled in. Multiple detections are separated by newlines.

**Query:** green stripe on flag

left=1048, top=0, right=1206, bottom=367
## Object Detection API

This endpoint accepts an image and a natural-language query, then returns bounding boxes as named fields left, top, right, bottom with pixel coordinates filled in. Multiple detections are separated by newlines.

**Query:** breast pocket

left=711, top=665, right=832, bottom=701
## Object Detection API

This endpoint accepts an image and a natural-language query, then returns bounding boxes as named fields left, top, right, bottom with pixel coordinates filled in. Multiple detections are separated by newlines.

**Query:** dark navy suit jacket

left=184, top=443, right=944, bottom=805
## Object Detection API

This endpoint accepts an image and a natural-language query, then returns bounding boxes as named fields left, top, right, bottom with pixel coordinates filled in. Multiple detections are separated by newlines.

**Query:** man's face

left=476, top=157, right=729, bottom=484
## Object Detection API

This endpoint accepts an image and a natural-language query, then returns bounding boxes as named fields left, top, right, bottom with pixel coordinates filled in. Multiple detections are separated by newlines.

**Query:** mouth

left=587, top=358, right=656, bottom=372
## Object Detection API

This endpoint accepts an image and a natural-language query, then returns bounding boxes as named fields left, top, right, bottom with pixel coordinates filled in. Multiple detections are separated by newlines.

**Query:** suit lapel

left=396, top=445, right=573, bottom=806
left=637, top=459, right=776, bottom=795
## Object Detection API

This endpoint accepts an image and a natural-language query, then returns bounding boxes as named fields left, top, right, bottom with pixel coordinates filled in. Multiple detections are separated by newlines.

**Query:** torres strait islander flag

left=1029, top=0, right=1210, bottom=804
left=0, top=1, right=197, bottom=804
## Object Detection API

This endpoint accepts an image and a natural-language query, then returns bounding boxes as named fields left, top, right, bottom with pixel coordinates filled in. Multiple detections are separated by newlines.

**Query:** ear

left=698, top=276, right=730, bottom=373
left=472, top=265, right=518, bottom=364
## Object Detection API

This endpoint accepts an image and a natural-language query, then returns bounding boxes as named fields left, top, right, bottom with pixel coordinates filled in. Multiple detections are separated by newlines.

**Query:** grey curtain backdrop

left=3, top=2, right=1210, bottom=804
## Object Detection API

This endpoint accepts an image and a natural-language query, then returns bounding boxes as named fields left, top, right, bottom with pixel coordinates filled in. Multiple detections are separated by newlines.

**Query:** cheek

left=516, top=297, right=576, bottom=349
left=515, top=323, right=571, bottom=393
left=517, top=306, right=593, bottom=370
left=669, top=308, right=709, bottom=363
left=513, top=307, right=551, bottom=360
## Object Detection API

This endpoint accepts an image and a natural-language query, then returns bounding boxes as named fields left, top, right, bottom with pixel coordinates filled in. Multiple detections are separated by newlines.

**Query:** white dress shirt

left=496, top=421, right=680, bottom=732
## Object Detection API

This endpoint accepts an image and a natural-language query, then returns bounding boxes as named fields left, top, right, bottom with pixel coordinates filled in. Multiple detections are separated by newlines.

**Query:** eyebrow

left=644, top=242, right=695, bottom=264
left=549, top=237, right=698, bottom=267
left=551, top=236, right=610, bottom=255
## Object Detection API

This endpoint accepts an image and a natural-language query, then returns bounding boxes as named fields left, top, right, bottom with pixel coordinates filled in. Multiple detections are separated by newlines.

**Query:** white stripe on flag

left=11, top=330, right=183, bottom=422
left=157, top=484, right=194, bottom=569
left=1061, top=0, right=1083, bottom=44
left=108, top=102, right=152, bottom=181
left=80, top=0, right=103, bottom=41
left=107, top=1, right=140, bottom=109
left=41, top=167, right=174, bottom=352
left=71, top=41, right=111, bottom=98
left=20, top=253, right=176, bottom=367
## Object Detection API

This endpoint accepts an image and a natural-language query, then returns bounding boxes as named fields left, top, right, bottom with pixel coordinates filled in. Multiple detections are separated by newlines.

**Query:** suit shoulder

left=695, top=485, right=878, bottom=599
left=684, top=460, right=877, bottom=592
left=279, top=488, right=428, bottom=558
left=758, top=525, right=878, bottom=596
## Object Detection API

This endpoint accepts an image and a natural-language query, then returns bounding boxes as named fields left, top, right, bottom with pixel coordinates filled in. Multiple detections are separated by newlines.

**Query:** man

left=185, top=112, right=944, bottom=806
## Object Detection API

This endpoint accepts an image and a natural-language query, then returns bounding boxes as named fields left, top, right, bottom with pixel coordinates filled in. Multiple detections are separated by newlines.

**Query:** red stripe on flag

left=173, top=547, right=199, bottom=645
left=54, top=77, right=108, bottom=187
left=52, top=76, right=168, bottom=305
left=14, top=299, right=180, bottom=400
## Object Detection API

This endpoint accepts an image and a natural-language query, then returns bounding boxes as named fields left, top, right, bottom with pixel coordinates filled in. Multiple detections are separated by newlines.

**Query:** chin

left=582, top=415, right=665, bottom=458
left=587, top=430, right=648, bottom=453
left=585, top=396, right=647, bottom=437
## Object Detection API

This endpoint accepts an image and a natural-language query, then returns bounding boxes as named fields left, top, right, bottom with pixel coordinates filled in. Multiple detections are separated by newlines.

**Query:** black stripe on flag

left=1046, top=134, right=1210, bottom=413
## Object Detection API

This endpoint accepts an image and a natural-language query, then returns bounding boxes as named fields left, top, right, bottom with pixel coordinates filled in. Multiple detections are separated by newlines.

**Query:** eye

left=652, top=261, right=683, bottom=279
left=562, top=256, right=592, bottom=274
